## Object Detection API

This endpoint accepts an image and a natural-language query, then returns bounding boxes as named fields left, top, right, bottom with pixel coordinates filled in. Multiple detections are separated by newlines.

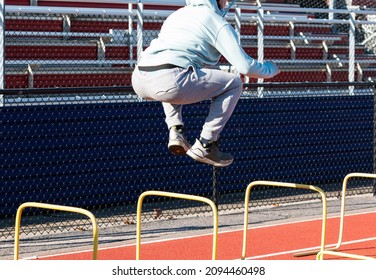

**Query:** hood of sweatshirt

left=185, top=0, right=222, bottom=16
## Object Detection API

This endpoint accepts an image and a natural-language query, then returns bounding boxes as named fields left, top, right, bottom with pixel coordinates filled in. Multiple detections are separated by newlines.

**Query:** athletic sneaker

left=186, top=139, right=234, bottom=167
left=168, top=126, right=191, bottom=155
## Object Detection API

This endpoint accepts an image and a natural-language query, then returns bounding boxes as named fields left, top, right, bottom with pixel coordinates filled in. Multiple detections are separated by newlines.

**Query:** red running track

left=39, top=211, right=376, bottom=260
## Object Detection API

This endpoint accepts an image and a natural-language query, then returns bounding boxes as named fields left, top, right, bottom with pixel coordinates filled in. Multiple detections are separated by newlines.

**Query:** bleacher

left=5, top=0, right=137, bottom=87
left=3, top=0, right=376, bottom=88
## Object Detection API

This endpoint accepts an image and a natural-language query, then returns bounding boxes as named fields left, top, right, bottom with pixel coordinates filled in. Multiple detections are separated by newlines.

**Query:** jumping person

left=131, top=0, right=280, bottom=167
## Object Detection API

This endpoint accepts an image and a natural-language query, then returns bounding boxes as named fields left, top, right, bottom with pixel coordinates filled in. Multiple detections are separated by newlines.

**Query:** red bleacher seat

left=70, top=21, right=128, bottom=33
left=6, top=19, right=63, bottom=32
left=33, top=72, right=132, bottom=87
left=242, top=46, right=291, bottom=59
left=37, top=1, right=130, bottom=9
left=362, top=69, right=376, bottom=81
left=295, top=47, right=323, bottom=59
left=36, top=1, right=183, bottom=10
left=241, top=23, right=290, bottom=36
left=5, top=0, right=30, bottom=5
left=6, top=45, right=98, bottom=60
left=5, top=70, right=134, bottom=88
left=271, top=70, right=327, bottom=82
left=245, top=70, right=327, bottom=83
left=294, top=24, right=332, bottom=35
left=106, top=46, right=136, bottom=61
left=6, top=74, right=28, bottom=88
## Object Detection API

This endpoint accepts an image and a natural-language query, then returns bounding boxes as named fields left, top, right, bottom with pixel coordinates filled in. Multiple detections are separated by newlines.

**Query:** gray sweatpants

left=131, top=65, right=243, bottom=141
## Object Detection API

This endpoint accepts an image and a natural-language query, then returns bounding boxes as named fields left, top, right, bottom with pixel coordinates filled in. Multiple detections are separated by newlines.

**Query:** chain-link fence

left=1, top=0, right=376, bottom=240
left=2, top=83, right=375, bottom=239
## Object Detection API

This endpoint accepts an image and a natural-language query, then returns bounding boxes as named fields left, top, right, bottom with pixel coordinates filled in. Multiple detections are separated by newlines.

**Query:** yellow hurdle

left=316, top=250, right=375, bottom=260
left=241, top=180, right=327, bottom=260
left=297, top=173, right=376, bottom=258
left=14, top=202, right=99, bottom=260
left=136, top=190, right=218, bottom=260
left=330, top=173, right=376, bottom=253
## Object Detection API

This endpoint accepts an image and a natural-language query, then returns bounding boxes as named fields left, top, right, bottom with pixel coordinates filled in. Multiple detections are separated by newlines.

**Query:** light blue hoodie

left=137, top=0, right=279, bottom=79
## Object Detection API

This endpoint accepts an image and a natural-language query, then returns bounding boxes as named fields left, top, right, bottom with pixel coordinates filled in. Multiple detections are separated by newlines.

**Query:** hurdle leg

left=136, top=190, right=218, bottom=260
left=14, top=202, right=99, bottom=260
left=241, top=180, right=327, bottom=260
left=316, top=250, right=375, bottom=260
left=332, top=173, right=376, bottom=252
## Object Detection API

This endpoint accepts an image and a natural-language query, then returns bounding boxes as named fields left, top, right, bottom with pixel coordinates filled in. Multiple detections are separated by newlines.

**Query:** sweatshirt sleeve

left=215, top=24, right=279, bottom=79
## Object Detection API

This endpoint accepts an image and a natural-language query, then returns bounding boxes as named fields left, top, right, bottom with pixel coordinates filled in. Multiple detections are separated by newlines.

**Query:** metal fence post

left=129, top=3, right=134, bottom=67
left=328, top=0, right=335, bottom=20
left=136, top=0, right=143, bottom=63
left=0, top=0, right=5, bottom=95
left=348, top=12, right=356, bottom=95
left=257, top=6, right=264, bottom=97
left=374, top=86, right=376, bottom=196
left=234, top=6, right=241, bottom=78
left=0, top=0, right=4, bottom=107
left=212, top=166, right=219, bottom=207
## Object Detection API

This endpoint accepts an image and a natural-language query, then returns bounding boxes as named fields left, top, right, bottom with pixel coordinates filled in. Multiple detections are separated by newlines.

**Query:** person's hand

left=264, top=61, right=280, bottom=76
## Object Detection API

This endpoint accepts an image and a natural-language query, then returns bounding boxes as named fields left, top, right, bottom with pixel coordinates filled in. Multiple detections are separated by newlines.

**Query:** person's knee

left=234, top=75, right=243, bottom=88
left=232, top=75, right=243, bottom=96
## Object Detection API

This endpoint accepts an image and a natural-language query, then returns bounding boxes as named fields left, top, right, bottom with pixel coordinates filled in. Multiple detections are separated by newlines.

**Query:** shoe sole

left=186, top=149, right=233, bottom=167
left=168, top=139, right=190, bottom=156
left=168, top=145, right=188, bottom=156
